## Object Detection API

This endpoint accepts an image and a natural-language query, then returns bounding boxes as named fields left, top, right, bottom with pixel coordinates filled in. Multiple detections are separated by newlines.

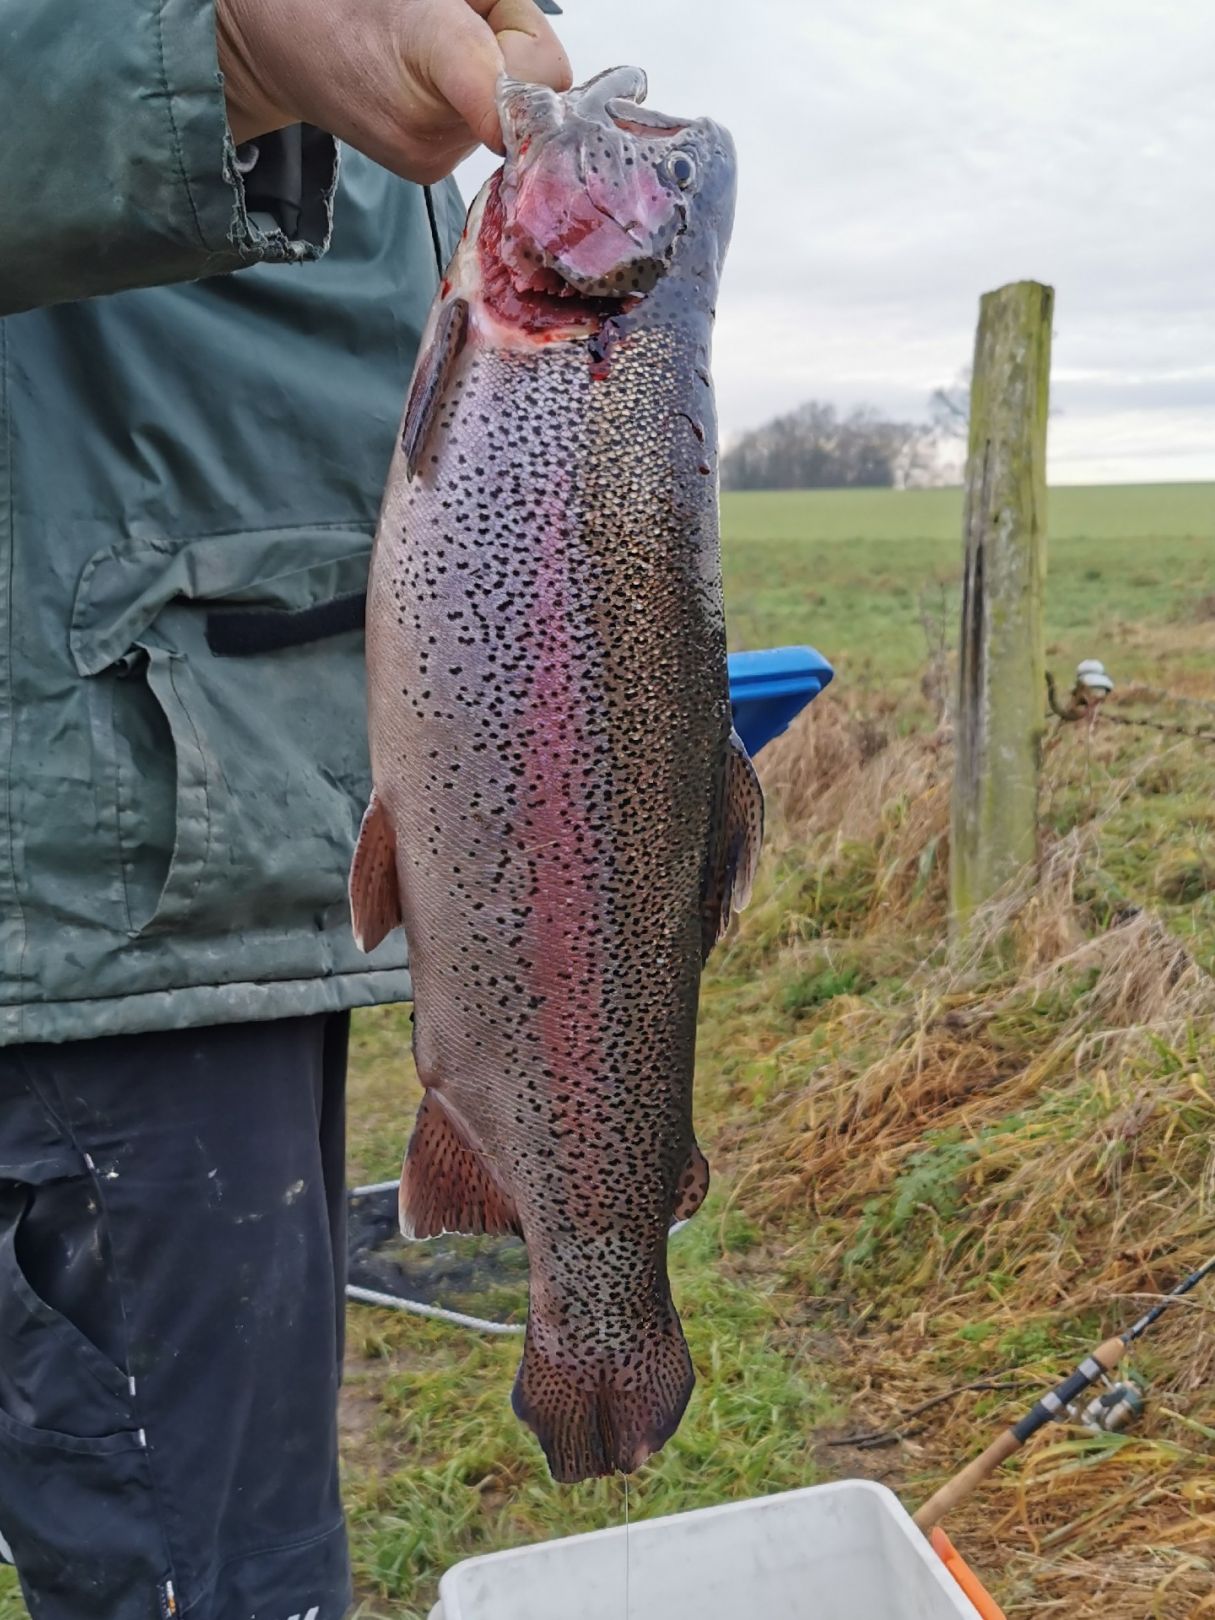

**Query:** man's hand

left=217, top=0, right=572, bottom=184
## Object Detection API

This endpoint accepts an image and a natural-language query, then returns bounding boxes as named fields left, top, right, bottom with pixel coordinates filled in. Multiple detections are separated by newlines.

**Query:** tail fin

left=511, top=1309, right=694, bottom=1483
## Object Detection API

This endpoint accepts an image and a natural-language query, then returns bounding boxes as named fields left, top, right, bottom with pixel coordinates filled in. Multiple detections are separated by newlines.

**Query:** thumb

left=487, top=0, right=573, bottom=109
left=441, top=0, right=571, bottom=153
left=425, top=3, right=512, bottom=154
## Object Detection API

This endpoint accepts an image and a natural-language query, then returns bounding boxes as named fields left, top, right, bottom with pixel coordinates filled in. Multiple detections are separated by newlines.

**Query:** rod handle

left=1092, top=1336, right=1126, bottom=1369
left=913, top=1429, right=1021, bottom=1532
left=912, top=1335, right=1129, bottom=1532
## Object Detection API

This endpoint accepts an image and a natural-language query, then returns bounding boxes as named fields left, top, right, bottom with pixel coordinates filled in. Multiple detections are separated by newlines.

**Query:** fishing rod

left=913, top=1254, right=1215, bottom=1532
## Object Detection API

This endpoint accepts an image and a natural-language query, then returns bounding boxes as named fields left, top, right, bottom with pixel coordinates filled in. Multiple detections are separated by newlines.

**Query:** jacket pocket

left=71, top=526, right=374, bottom=940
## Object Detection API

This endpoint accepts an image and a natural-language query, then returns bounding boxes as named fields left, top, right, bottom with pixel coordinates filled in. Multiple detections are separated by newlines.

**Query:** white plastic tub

left=428, top=1479, right=983, bottom=1619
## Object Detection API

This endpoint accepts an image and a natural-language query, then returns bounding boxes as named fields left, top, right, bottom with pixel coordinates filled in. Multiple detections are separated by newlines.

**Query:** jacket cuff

left=158, top=0, right=338, bottom=271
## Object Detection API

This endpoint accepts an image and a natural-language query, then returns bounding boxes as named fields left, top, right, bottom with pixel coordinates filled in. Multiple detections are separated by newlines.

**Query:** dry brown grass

left=733, top=693, right=1215, bottom=1617
left=761, top=692, right=944, bottom=835
left=756, top=695, right=954, bottom=948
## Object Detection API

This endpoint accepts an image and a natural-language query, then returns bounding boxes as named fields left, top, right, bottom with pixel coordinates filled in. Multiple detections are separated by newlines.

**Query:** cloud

left=457, top=0, right=1215, bottom=482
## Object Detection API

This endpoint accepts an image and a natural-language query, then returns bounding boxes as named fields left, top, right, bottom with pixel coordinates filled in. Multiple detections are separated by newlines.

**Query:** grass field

left=722, top=484, right=1215, bottom=545
left=0, top=484, right=1211, bottom=1619
left=721, top=484, right=1215, bottom=693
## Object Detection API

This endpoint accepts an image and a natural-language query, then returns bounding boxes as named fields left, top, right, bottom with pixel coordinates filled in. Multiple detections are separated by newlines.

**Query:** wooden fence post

left=950, top=280, right=1054, bottom=930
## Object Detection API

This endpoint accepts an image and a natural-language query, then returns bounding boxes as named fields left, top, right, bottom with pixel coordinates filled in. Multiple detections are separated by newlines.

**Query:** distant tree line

left=721, top=372, right=973, bottom=492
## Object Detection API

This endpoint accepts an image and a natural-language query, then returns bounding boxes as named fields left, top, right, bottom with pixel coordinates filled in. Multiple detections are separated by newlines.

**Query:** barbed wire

left=1117, top=684, right=1215, bottom=717
left=1090, top=712, right=1215, bottom=745
left=1046, top=671, right=1215, bottom=747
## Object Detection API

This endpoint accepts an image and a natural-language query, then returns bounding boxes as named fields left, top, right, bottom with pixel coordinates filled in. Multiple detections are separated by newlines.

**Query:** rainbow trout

left=350, top=66, right=761, bottom=1482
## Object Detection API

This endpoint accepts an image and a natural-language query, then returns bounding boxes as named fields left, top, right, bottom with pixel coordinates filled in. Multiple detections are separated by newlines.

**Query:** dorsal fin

left=673, top=1141, right=710, bottom=1221
left=701, top=730, right=765, bottom=960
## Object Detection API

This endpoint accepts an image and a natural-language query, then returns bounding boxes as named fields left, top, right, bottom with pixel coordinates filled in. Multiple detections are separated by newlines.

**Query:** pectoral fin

left=349, top=789, right=402, bottom=953
left=401, top=297, right=469, bottom=479
left=399, top=1092, right=521, bottom=1240
left=673, top=1142, right=710, bottom=1221
left=701, top=729, right=765, bottom=959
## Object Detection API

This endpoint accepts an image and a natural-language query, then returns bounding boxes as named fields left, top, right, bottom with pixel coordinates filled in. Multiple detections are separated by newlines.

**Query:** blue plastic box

left=727, top=646, right=834, bottom=757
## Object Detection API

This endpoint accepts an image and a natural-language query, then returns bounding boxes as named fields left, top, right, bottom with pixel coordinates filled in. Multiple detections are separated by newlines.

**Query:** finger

left=477, top=0, right=572, bottom=95
left=422, top=0, right=512, bottom=153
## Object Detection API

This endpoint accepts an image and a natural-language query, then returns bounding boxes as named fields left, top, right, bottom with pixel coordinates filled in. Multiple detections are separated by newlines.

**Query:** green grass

left=337, top=1000, right=840, bottom=1618
left=721, top=483, right=1215, bottom=544
left=1047, top=723, right=1215, bottom=966
left=333, top=485, right=1211, bottom=1615
left=722, top=484, right=1215, bottom=693
left=1, top=483, right=1211, bottom=1620
left=343, top=1192, right=835, bottom=1619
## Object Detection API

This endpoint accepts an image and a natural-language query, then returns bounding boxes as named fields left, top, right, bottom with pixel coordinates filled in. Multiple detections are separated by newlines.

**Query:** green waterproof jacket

left=0, top=0, right=466, bottom=1043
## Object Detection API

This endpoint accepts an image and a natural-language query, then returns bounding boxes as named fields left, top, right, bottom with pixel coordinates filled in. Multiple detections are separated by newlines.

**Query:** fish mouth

left=482, top=66, right=699, bottom=335
left=478, top=172, right=640, bottom=337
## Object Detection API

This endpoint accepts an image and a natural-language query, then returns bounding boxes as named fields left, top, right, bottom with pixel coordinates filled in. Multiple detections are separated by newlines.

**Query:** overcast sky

left=458, top=0, right=1215, bottom=485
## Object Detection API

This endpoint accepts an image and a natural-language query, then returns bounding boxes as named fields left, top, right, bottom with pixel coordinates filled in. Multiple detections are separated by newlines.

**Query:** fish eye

left=665, top=151, right=697, bottom=190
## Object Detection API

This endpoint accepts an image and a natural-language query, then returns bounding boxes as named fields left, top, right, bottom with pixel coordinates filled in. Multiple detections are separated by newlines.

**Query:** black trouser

left=0, top=1015, right=352, bottom=1620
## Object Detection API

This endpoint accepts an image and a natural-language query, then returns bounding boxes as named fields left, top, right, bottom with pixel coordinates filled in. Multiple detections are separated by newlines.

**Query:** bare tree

left=928, top=366, right=972, bottom=442
left=721, top=401, right=945, bottom=492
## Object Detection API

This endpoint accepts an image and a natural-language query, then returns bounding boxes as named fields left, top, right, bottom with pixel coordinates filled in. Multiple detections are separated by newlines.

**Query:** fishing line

left=623, top=1473, right=631, bottom=1620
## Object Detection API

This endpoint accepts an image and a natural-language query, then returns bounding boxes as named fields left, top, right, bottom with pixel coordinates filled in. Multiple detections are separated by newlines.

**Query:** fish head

left=495, top=66, right=737, bottom=302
